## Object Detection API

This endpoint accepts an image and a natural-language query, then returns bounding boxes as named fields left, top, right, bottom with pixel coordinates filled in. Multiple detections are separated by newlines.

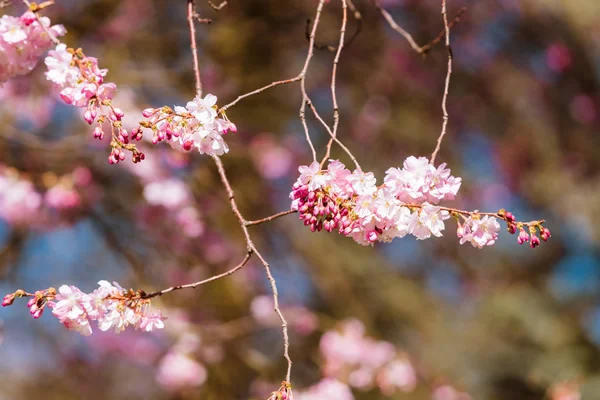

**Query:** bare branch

left=245, top=210, right=297, bottom=227
left=187, top=0, right=203, bottom=97
left=370, top=0, right=466, bottom=56
left=142, top=251, right=253, bottom=299
left=321, top=0, right=348, bottom=165
left=430, top=0, right=452, bottom=165
left=208, top=0, right=227, bottom=11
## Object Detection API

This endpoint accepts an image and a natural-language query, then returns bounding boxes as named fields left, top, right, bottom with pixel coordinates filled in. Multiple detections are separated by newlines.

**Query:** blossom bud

left=183, top=140, right=194, bottom=151
left=93, top=126, right=104, bottom=139
left=29, top=304, right=39, bottom=315
left=20, top=11, right=37, bottom=26
left=541, top=227, right=551, bottom=241
left=507, top=223, right=517, bottom=234
left=32, top=308, right=43, bottom=319
left=2, top=293, right=15, bottom=307
left=517, top=228, right=529, bottom=245
left=112, top=108, right=125, bottom=119
left=84, top=109, right=95, bottom=125
left=530, top=235, right=541, bottom=248
left=142, top=108, right=156, bottom=118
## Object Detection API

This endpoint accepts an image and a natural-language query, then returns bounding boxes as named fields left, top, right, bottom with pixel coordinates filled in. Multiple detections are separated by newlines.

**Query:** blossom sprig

left=136, top=93, right=237, bottom=156
left=290, top=157, right=549, bottom=248
left=44, top=44, right=145, bottom=164
left=268, top=381, right=294, bottom=400
left=1, top=281, right=165, bottom=336
left=0, top=9, right=66, bottom=84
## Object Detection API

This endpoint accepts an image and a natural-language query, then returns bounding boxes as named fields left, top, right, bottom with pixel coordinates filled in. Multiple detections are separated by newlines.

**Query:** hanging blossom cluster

left=290, top=157, right=550, bottom=248
left=319, top=319, right=417, bottom=395
left=0, top=10, right=66, bottom=84
left=44, top=44, right=145, bottom=164
left=136, top=93, right=237, bottom=156
left=2, top=281, right=165, bottom=336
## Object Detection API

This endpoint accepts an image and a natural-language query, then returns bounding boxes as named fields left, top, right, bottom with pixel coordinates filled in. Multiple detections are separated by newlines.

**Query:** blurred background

left=1, top=0, right=600, bottom=399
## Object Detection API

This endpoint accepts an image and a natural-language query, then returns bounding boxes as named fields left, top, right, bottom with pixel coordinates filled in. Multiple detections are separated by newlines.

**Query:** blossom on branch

left=290, top=157, right=549, bottom=248
left=2, top=281, right=165, bottom=336
left=0, top=11, right=65, bottom=84
left=44, top=44, right=145, bottom=164
left=137, top=94, right=236, bottom=156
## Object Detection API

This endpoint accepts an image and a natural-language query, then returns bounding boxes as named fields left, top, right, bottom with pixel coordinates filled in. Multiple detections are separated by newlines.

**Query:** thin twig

left=245, top=210, right=297, bottom=227
left=321, top=0, right=348, bottom=166
left=187, top=0, right=203, bottom=97
left=370, top=0, right=465, bottom=56
left=208, top=0, right=227, bottom=10
left=219, top=76, right=302, bottom=113
left=306, top=0, right=362, bottom=53
left=211, top=155, right=293, bottom=382
left=430, top=0, right=452, bottom=165
left=142, top=251, right=253, bottom=299
left=299, top=0, right=326, bottom=163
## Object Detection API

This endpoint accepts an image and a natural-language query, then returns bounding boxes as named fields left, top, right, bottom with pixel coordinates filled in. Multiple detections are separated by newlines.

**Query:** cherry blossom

left=137, top=94, right=236, bottom=157
left=44, top=45, right=145, bottom=164
left=2, top=281, right=166, bottom=336
left=0, top=11, right=66, bottom=85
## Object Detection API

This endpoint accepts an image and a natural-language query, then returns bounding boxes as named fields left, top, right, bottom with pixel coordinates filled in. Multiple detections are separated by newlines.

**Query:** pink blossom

left=458, top=216, right=501, bottom=248
left=376, top=358, right=417, bottom=394
left=0, top=12, right=66, bottom=84
left=139, top=94, right=235, bottom=157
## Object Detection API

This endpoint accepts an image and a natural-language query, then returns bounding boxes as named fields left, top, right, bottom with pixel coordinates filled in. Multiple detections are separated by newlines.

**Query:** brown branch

left=208, top=0, right=227, bottom=10
left=245, top=210, right=297, bottom=227
left=321, top=0, right=348, bottom=166
left=430, top=0, right=452, bottom=164
left=212, top=155, right=293, bottom=382
left=370, top=0, right=466, bottom=56
left=305, top=0, right=362, bottom=53
left=187, top=0, right=203, bottom=97
left=142, top=250, right=253, bottom=299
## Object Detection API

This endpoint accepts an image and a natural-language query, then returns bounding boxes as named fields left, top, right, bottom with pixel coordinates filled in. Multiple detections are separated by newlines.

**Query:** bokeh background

left=1, top=0, right=600, bottom=399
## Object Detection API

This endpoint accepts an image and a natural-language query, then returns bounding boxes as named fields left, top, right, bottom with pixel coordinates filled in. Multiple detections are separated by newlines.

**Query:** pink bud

left=456, top=224, right=465, bottom=238
left=142, top=108, right=156, bottom=118
left=505, top=211, right=515, bottom=222
left=517, top=228, right=529, bottom=245
left=2, top=294, right=15, bottom=307
left=183, top=140, right=194, bottom=151
left=27, top=298, right=36, bottom=307
left=20, top=11, right=36, bottom=26
left=530, top=235, right=541, bottom=248
left=507, top=223, right=517, bottom=234
left=112, top=108, right=125, bottom=119
left=32, top=308, right=43, bottom=319
left=29, top=304, right=39, bottom=315
left=541, top=227, right=551, bottom=241
left=366, top=230, right=378, bottom=242
left=84, top=109, right=95, bottom=125
left=93, top=126, right=104, bottom=140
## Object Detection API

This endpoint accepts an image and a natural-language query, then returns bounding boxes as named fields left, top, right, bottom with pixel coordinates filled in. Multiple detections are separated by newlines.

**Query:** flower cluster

left=291, top=157, right=550, bottom=249
left=44, top=44, right=145, bottom=164
left=0, top=11, right=66, bottom=84
left=2, top=281, right=165, bottom=336
left=137, top=94, right=237, bottom=156
left=319, top=319, right=417, bottom=395
left=290, top=157, right=464, bottom=246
